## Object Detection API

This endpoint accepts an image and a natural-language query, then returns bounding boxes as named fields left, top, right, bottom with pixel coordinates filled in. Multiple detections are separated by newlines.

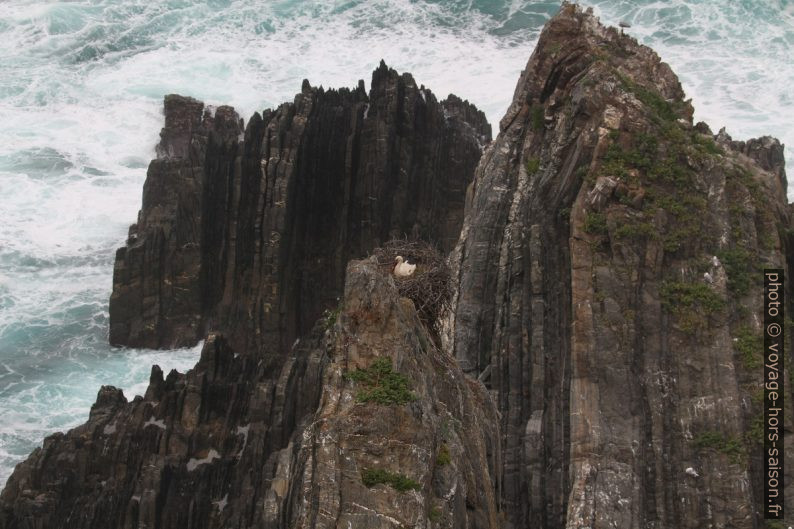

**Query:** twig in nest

left=372, top=239, right=452, bottom=339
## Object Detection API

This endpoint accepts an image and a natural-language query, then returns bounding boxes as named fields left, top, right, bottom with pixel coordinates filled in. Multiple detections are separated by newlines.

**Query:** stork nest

left=373, top=239, right=452, bottom=338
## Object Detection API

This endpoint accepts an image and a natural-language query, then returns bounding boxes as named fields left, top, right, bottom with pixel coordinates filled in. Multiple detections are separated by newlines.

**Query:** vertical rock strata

left=109, top=62, right=490, bottom=354
left=447, top=4, right=792, bottom=528
left=0, top=65, right=498, bottom=529
left=2, top=5, right=794, bottom=529
left=0, top=259, right=501, bottom=529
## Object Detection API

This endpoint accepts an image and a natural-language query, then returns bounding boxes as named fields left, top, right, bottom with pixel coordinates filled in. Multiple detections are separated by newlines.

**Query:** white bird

left=393, top=256, right=416, bottom=278
left=685, top=467, right=699, bottom=478
left=703, top=272, right=713, bottom=283
left=712, top=255, right=721, bottom=267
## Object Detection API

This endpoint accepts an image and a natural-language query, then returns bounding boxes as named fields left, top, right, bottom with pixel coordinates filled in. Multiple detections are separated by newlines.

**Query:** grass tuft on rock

left=436, top=443, right=451, bottom=466
left=346, top=357, right=416, bottom=405
left=525, top=157, right=540, bottom=174
left=584, top=212, right=608, bottom=235
left=531, top=105, right=544, bottom=131
left=361, top=468, right=421, bottom=492
left=716, top=247, right=754, bottom=296
left=733, top=325, right=762, bottom=370
left=660, top=281, right=725, bottom=334
left=618, top=74, right=681, bottom=122
left=692, top=431, right=745, bottom=464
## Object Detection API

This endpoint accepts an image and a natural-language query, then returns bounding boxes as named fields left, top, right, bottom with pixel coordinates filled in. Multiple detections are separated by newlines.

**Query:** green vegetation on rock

left=591, top=83, right=730, bottom=258
left=525, top=157, right=540, bottom=174
left=733, top=325, right=762, bottom=370
left=584, top=212, right=608, bottom=235
left=660, top=281, right=724, bottom=313
left=531, top=105, right=544, bottom=131
left=436, top=443, right=451, bottom=466
left=615, top=218, right=656, bottom=240
left=660, top=281, right=724, bottom=334
left=346, top=357, right=416, bottom=405
left=693, top=431, right=745, bottom=464
left=619, top=74, right=683, bottom=122
left=691, top=133, right=724, bottom=156
left=717, top=247, right=754, bottom=296
left=361, top=468, right=421, bottom=492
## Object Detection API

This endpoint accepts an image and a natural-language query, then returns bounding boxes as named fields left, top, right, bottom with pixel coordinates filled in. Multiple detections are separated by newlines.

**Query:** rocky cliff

left=2, top=4, right=793, bottom=529
left=109, top=62, right=490, bottom=354
left=0, top=258, right=500, bottom=529
left=447, top=3, right=793, bottom=528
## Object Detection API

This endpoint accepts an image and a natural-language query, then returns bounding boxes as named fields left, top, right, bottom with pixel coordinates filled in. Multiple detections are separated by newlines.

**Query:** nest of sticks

left=373, top=239, right=452, bottom=338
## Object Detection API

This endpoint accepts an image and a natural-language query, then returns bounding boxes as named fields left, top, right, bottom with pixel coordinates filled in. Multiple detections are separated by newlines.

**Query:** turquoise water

left=0, top=0, right=792, bottom=487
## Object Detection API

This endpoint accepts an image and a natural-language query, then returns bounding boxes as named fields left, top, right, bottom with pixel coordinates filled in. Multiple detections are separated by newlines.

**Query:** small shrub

left=436, top=443, right=451, bottom=466
left=652, top=194, right=709, bottom=254
left=733, top=325, right=762, bottom=370
left=531, top=105, right=544, bottom=131
left=347, top=357, right=416, bottom=405
left=661, top=281, right=724, bottom=313
left=526, top=157, right=540, bottom=174
left=584, top=212, right=608, bottom=236
left=599, top=143, right=630, bottom=179
left=716, top=247, right=753, bottom=296
left=361, top=468, right=421, bottom=492
left=615, top=220, right=656, bottom=240
left=429, top=507, right=442, bottom=522
left=660, top=281, right=725, bottom=334
left=693, top=431, right=745, bottom=464
left=691, top=134, right=723, bottom=155
left=730, top=164, right=762, bottom=201
left=619, top=74, right=680, bottom=122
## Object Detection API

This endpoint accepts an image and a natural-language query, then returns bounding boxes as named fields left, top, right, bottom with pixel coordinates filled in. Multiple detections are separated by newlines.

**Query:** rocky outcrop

left=109, top=62, right=490, bottom=353
left=446, top=3, right=792, bottom=528
left=0, top=258, right=501, bottom=529
left=4, top=5, right=794, bottom=529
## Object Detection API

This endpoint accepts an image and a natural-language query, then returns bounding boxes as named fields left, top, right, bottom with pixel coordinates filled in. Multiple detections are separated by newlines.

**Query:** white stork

left=393, top=256, right=416, bottom=278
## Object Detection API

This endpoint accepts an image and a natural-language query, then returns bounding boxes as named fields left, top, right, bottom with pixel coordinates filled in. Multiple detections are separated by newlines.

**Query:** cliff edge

left=109, top=62, right=490, bottom=354
left=447, top=3, right=792, bottom=528
left=0, top=258, right=501, bottom=528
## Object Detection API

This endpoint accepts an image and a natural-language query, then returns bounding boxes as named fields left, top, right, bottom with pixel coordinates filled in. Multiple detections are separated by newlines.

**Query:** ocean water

left=0, top=0, right=791, bottom=488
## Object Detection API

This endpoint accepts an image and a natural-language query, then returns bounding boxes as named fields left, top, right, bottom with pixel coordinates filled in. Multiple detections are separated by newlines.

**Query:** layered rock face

left=109, top=62, right=490, bottom=354
left=447, top=4, right=792, bottom=528
left=3, top=4, right=794, bottom=529
left=1, top=65, right=498, bottom=529
left=0, top=258, right=501, bottom=529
